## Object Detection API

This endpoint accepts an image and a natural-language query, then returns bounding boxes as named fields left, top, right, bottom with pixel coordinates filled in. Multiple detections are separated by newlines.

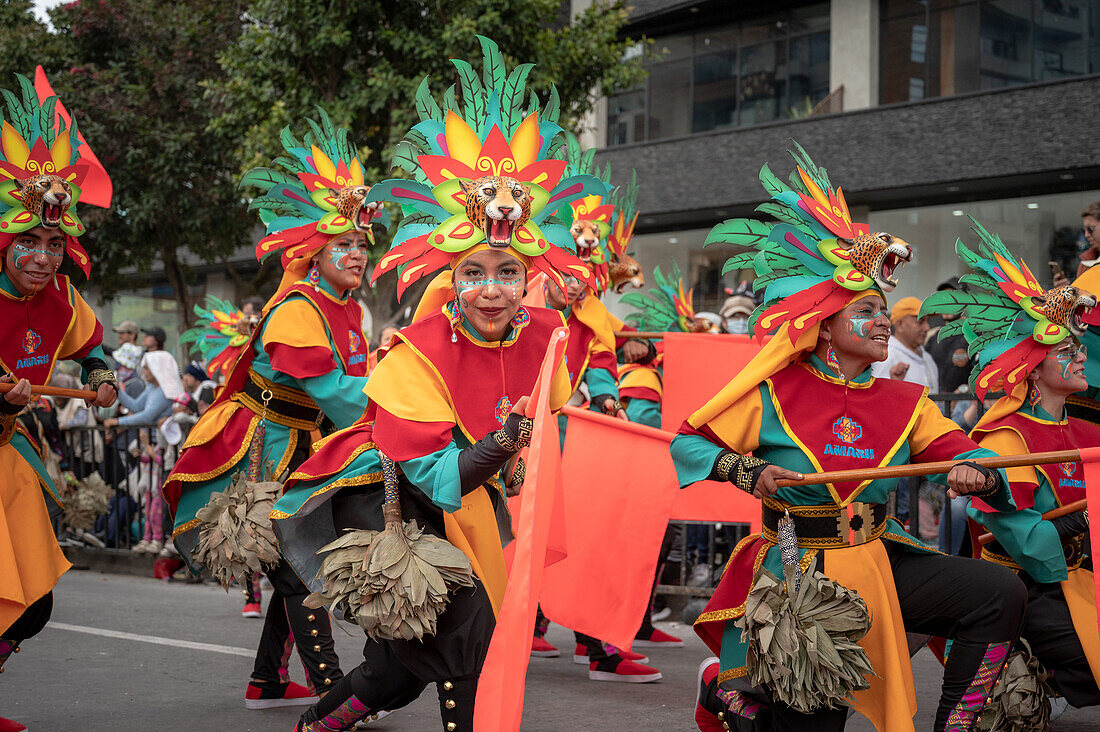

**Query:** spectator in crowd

left=873, top=296, right=940, bottom=541
left=938, top=392, right=998, bottom=555
left=1076, top=200, right=1100, bottom=277
left=925, top=277, right=973, bottom=394
left=196, top=386, right=216, bottom=416
left=719, top=293, right=754, bottom=334
left=181, top=363, right=217, bottom=403
left=130, top=430, right=165, bottom=555
left=102, top=351, right=182, bottom=429
left=872, top=296, right=939, bottom=390
left=141, top=325, right=168, bottom=352
left=111, top=330, right=146, bottom=399
left=378, top=324, right=399, bottom=347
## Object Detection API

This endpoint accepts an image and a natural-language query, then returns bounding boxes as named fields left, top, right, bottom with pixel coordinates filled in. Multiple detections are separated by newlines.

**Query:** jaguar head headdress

left=0, top=69, right=112, bottom=277
left=921, top=217, right=1098, bottom=398
left=707, top=140, right=913, bottom=344
left=367, top=37, right=607, bottom=299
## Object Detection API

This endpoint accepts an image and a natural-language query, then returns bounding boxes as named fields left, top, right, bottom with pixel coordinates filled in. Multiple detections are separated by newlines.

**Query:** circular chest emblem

left=22, top=329, right=41, bottom=355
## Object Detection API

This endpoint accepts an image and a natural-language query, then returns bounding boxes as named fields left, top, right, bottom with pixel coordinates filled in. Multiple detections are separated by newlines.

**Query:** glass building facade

left=606, top=3, right=831, bottom=146
left=881, top=0, right=1100, bottom=103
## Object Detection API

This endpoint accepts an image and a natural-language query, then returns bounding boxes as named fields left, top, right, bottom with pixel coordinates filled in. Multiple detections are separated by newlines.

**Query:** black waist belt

left=983, top=533, right=1085, bottom=573
left=232, top=369, right=322, bottom=432
left=761, top=498, right=890, bottom=548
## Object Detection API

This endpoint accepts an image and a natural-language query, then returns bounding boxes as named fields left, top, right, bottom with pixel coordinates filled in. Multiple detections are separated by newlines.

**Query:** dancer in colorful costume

left=270, top=37, right=603, bottom=731
left=179, top=295, right=256, bottom=380
left=674, top=143, right=1027, bottom=732
left=0, top=72, right=117, bottom=732
left=163, top=109, right=380, bottom=710
left=922, top=221, right=1100, bottom=712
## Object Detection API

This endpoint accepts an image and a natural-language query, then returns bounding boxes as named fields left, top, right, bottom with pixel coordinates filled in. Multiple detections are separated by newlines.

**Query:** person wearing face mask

left=163, top=110, right=380, bottom=712
left=678, top=147, right=1025, bottom=732
left=720, top=292, right=755, bottom=335
left=923, top=227, right=1100, bottom=715
left=270, top=46, right=594, bottom=728
left=0, top=71, right=118, bottom=732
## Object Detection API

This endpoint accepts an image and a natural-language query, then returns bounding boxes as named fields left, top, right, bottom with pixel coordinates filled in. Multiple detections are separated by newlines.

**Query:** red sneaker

left=241, top=601, right=262, bottom=618
left=588, top=656, right=662, bottom=683
left=694, top=657, right=725, bottom=731
left=245, top=680, right=318, bottom=709
left=573, top=643, right=649, bottom=665
left=0, top=717, right=27, bottom=732
left=634, top=627, right=685, bottom=648
left=531, top=636, right=560, bottom=658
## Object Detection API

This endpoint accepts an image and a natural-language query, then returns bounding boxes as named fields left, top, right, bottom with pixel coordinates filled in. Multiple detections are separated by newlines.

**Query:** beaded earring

left=308, top=263, right=320, bottom=291
left=449, top=298, right=461, bottom=343
left=826, top=344, right=843, bottom=377
left=1028, top=381, right=1042, bottom=408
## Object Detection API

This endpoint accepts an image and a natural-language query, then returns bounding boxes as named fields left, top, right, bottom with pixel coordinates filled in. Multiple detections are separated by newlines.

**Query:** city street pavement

left=5, top=570, right=1100, bottom=730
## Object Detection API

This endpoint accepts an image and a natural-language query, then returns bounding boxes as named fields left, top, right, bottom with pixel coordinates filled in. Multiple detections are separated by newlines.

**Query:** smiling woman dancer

left=162, top=110, right=378, bottom=711
left=270, top=39, right=605, bottom=731
left=0, top=73, right=117, bottom=732
left=677, top=145, right=1027, bottom=732
left=923, top=222, right=1100, bottom=716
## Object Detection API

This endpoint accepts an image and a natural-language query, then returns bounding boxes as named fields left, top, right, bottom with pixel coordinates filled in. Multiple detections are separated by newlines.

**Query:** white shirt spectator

left=872, top=335, right=940, bottom=392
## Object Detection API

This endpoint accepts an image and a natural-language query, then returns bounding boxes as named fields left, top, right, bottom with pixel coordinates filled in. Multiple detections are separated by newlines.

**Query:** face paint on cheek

left=847, top=316, right=874, bottom=340
left=329, top=246, right=351, bottom=271
left=12, top=243, right=49, bottom=270
left=1054, top=353, right=1074, bottom=381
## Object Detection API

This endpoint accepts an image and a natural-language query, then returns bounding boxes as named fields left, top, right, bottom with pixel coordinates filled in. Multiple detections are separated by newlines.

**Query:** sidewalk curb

left=63, top=545, right=158, bottom=577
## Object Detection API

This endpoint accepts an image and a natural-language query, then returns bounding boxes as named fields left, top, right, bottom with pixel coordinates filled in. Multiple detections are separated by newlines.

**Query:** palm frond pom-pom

left=737, top=565, right=874, bottom=712
left=975, top=640, right=1053, bottom=732
left=305, top=521, right=474, bottom=641
left=192, top=470, right=282, bottom=587
left=62, top=472, right=112, bottom=532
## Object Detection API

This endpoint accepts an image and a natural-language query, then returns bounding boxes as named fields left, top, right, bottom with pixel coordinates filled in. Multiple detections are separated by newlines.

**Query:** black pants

left=767, top=543, right=1026, bottom=732
left=2, top=592, right=52, bottom=643
left=1022, top=574, right=1100, bottom=708
left=300, top=579, right=495, bottom=731
left=252, top=560, right=342, bottom=692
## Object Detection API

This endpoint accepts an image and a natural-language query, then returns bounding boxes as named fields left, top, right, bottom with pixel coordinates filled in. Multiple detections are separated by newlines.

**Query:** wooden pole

left=773, top=450, right=1081, bottom=487
left=0, top=381, right=98, bottom=400
left=613, top=331, right=665, bottom=340
left=977, top=498, right=1087, bottom=546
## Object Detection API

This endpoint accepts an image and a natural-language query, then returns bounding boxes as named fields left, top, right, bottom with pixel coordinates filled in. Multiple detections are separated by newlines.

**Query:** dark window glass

left=605, top=3, right=833, bottom=145
left=607, top=89, right=646, bottom=146
left=648, top=60, right=693, bottom=140
left=880, top=0, right=1100, bottom=103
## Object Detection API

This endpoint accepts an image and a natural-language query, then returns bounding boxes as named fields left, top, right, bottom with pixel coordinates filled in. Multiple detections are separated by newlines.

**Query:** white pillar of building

left=829, top=0, right=879, bottom=111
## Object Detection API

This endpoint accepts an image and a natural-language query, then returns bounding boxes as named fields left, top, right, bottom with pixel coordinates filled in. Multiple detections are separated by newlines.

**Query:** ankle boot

left=936, top=640, right=1011, bottom=731
left=436, top=676, right=477, bottom=731
left=297, top=689, right=372, bottom=731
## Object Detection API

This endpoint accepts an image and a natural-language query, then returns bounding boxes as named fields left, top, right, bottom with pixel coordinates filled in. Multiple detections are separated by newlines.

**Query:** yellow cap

left=890, top=296, right=922, bottom=324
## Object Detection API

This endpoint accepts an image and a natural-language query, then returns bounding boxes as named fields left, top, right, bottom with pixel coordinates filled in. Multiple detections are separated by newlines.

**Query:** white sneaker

left=687, top=564, right=712, bottom=587
left=146, top=540, right=163, bottom=554
left=160, top=540, right=178, bottom=558
left=132, top=540, right=151, bottom=554
left=81, top=532, right=106, bottom=549
left=651, top=607, right=672, bottom=622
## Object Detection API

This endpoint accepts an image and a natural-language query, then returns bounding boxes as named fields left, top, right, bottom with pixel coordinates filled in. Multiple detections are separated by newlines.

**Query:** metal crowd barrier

left=55, top=423, right=170, bottom=552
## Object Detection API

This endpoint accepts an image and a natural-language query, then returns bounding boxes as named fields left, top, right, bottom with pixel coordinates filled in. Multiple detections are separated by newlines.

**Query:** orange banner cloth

left=1080, top=446, right=1100, bottom=638
left=661, top=332, right=765, bottom=529
left=33, top=66, right=113, bottom=208
left=660, top=332, right=765, bottom=431
left=540, top=405, right=682, bottom=651
left=473, top=327, right=569, bottom=732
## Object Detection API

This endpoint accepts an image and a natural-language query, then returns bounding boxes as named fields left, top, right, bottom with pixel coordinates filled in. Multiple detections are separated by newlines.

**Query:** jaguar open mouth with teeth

left=486, top=216, right=516, bottom=248
left=576, top=239, right=597, bottom=260
left=1069, top=296, right=1098, bottom=336
left=871, top=236, right=913, bottom=292
left=39, top=202, right=64, bottom=227
left=1042, top=286, right=1098, bottom=337
left=353, top=201, right=381, bottom=234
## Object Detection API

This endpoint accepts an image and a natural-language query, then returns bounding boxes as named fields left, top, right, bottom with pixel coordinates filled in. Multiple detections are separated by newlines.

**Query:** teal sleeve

left=967, top=502, right=1067, bottom=582
left=78, top=345, right=109, bottom=382
left=671, top=433, right=723, bottom=488
left=584, top=366, right=619, bottom=410
left=399, top=442, right=463, bottom=513
left=926, top=447, right=1015, bottom=513
left=625, top=397, right=661, bottom=428
left=296, top=370, right=370, bottom=429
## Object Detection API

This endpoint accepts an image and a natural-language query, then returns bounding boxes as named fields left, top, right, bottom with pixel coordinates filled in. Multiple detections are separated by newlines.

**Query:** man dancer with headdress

left=0, top=71, right=117, bottom=732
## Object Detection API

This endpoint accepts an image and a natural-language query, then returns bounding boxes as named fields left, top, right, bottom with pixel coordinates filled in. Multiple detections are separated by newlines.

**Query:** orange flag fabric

left=473, top=327, right=569, bottom=732
left=540, top=405, right=682, bottom=651
left=33, top=66, right=113, bottom=208
left=660, top=332, right=764, bottom=431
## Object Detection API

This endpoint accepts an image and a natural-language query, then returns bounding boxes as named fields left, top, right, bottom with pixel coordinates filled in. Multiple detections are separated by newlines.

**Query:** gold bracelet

left=87, top=368, right=118, bottom=392
left=493, top=429, right=519, bottom=453
left=732, top=455, right=769, bottom=494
